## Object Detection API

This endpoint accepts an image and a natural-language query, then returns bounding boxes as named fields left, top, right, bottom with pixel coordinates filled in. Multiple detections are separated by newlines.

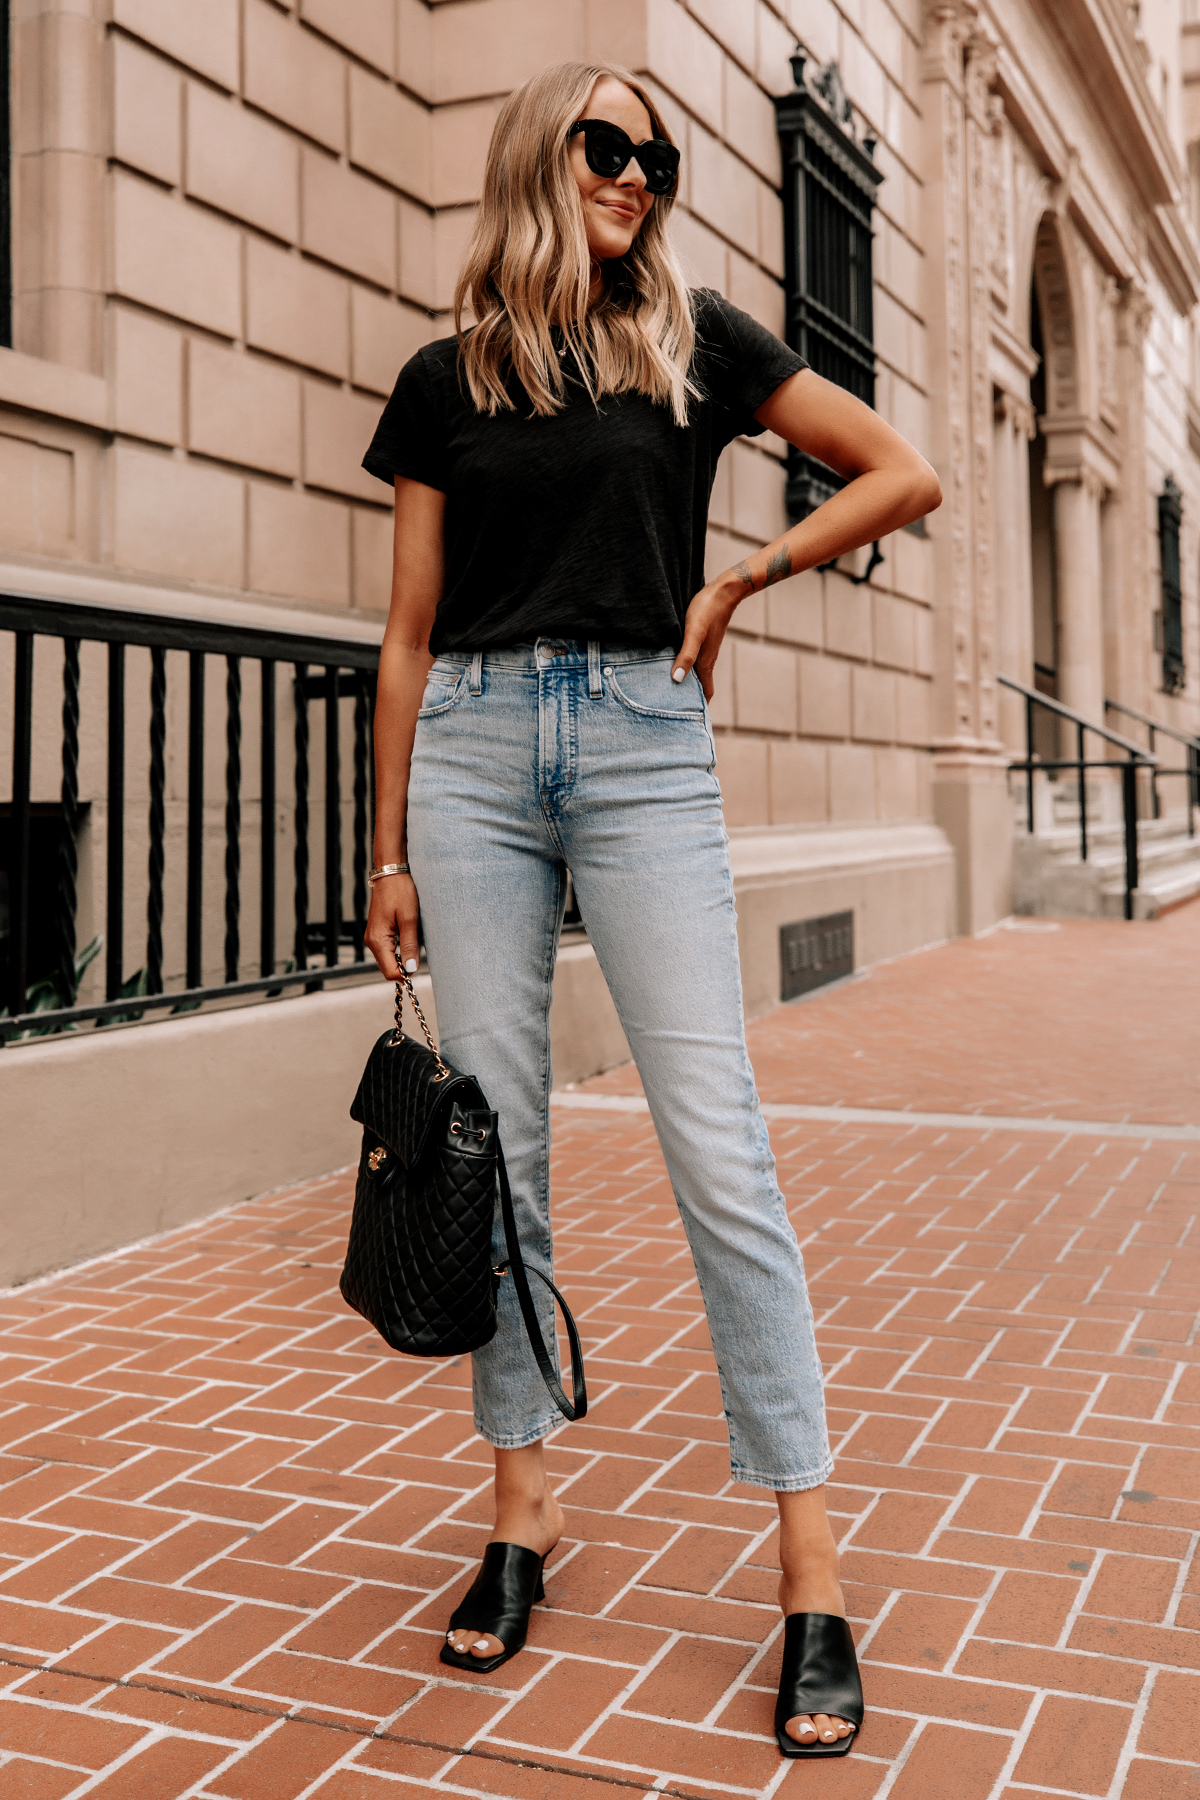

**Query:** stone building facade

left=2, top=0, right=1199, bottom=1272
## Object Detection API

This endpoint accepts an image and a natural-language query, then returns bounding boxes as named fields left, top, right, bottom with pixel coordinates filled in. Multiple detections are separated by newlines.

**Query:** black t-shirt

left=362, top=289, right=805, bottom=654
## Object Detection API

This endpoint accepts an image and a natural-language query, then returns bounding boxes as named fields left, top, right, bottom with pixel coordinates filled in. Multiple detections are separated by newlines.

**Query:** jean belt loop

left=469, top=650, right=483, bottom=695
left=587, top=640, right=602, bottom=698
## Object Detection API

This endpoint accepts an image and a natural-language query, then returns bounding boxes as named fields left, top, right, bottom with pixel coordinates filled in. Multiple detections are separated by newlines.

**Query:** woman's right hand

left=365, top=872, right=421, bottom=981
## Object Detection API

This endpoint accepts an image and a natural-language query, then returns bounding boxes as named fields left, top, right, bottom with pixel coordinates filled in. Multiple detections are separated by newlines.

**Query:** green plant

left=0, top=935, right=103, bottom=1040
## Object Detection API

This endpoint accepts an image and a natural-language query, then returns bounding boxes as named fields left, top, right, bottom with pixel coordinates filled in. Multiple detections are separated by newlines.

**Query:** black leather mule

left=439, top=1542, right=548, bottom=1674
left=774, top=1613, right=864, bottom=1758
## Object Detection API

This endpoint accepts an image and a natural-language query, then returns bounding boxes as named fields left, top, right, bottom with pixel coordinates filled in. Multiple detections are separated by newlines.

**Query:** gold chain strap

left=391, top=965, right=451, bottom=1081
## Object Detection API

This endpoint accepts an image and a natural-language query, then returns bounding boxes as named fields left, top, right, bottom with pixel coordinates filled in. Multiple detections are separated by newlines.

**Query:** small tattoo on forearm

left=764, top=545, right=792, bottom=587
left=732, top=559, right=755, bottom=595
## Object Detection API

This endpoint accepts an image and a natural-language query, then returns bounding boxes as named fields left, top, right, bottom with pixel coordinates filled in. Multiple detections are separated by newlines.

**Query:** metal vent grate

left=780, top=910, right=854, bottom=1002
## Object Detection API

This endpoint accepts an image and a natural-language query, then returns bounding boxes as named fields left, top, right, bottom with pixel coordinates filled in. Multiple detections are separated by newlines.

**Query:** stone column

left=993, top=391, right=1037, bottom=754
left=1050, top=468, right=1107, bottom=723
left=12, top=0, right=106, bottom=372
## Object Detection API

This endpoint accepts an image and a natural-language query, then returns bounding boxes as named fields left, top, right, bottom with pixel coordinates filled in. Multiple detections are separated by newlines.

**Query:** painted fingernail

left=671, top=667, right=686, bottom=682
left=404, top=959, right=418, bottom=973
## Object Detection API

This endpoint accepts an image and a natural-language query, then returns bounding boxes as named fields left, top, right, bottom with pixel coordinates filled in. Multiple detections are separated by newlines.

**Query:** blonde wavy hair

left=454, top=62, right=697, bottom=426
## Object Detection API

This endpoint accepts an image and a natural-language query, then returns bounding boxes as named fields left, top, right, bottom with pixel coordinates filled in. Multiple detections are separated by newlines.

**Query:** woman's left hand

left=671, top=575, right=741, bottom=700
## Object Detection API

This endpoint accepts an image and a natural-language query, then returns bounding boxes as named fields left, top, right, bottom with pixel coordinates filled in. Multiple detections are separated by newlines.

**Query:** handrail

left=1104, top=696, right=1200, bottom=836
left=998, top=674, right=1156, bottom=761
left=1104, top=697, right=1200, bottom=751
left=998, top=672, right=1150, bottom=920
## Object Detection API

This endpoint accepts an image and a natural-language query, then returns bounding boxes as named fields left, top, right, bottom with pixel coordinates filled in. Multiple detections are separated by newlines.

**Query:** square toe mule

left=439, top=1541, right=548, bottom=1674
left=774, top=1612, right=864, bottom=1758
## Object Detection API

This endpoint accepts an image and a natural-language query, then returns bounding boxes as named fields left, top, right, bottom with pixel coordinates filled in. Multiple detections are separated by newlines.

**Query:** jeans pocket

left=418, top=668, right=466, bottom=718
left=608, top=659, right=705, bottom=721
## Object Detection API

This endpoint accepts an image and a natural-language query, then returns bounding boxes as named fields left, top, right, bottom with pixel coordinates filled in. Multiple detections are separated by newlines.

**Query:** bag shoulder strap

left=495, top=1144, right=587, bottom=1423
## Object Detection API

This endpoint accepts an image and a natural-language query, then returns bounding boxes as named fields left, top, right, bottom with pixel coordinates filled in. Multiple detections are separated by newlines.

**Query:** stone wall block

left=111, top=35, right=181, bottom=187
left=397, top=0, right=434, bottom=100
left=880, top=218, right=922, bottom=316
left=727, top=250, right=785, bottom=336
left=896, top=672, right=931, bottom=746
left=890, top=525, right=932, bottom=602
left=431, top=100, right=499, bottom=208
left=303, top=381, right=388, bottom=500
left=112, top=173, right=241, bottom=337
left=301, top=149, right=396, bottom=288
left=647, top=0, right=721, bottom=132
left=349, top=65, right=431, bottom=202
left=301, top=0, right=395, bottom=74
left=351, top=290, right=431, bottom=396
left=757, top=178, right=785, bottom=280
left=112, top=307, right=182, bottom=445
left=245, top=238, right=349, bottom=378
left=729, top=440, right=787, bottom=543
left=852, top=664, right=898, bottom=743
left=872, top=591, right=914, bottom=669
left=186, top=85, right=300, bottom=243
left=112, top=444, right=244, bottom=588
left=827, top=741, right=877, bottom=821
left=873, top=286, right=910, bottom=381
left=735, top=638, right=797, bottom=732
left=756, top=2, right=796, bottom=91
left=693, top=0, right=756, bottom=71
left=768, top=739, right=828, bottom=824
left=710, top=635, right=735, bottom=727
left=398, top=198, right=436, bottom=309
left=353, top=505, right=394, bottom=613
left=824, top=577, right=871, bottom=660
left=432, top=0, right=582, bottom=105
left=713, top=733, right=769, bottom=826
left=798, top=649, right=849, bottom=737
left=837, top=30, right=886, bottom=135
left=688, top=121, right=758, bottom=254
left=875, top=745, right=920, bottom=819
left=584, top=0, right=646, bottom=66
left=244, top=0, right=346, bottom=152
left=0, top=433, right=74, bottom=557
left=112, top=0, right=239, bottom=90
left=188, top=340, right=302, bottom=477
left=248, top=484, right=351, bottom=606
left=669, top=209, right=727, bottom=292
left=723, top=57, right=780, bottom=185
left=435, top=207, right=478, bottom=314
left=766, top=569, right=823, bottom=647
left=914, top=601, right=933, bottom=676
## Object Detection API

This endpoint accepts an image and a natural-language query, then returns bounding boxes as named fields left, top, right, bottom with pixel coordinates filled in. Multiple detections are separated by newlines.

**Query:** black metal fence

left=998, top=673, right=1156, bottom=921
left=1105, top=696, right=1200, bottom=835
left=1, top=594, right=381, bottom=1042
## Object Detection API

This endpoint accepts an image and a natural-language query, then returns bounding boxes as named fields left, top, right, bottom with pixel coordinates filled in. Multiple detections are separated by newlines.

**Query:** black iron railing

left=1104, top=697, right=1200, bottom=836
left=1, top=594, right=382, bottom=1042
left=999, top=673, right=1157, bottom=921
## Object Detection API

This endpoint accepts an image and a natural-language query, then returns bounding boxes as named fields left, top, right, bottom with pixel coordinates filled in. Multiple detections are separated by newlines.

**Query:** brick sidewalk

left=2, top=918, right=1198, bottom=1799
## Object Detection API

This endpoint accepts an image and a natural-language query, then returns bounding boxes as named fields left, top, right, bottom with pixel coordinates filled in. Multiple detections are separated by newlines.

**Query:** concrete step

left=1014, top=816, right=1200, bottom=919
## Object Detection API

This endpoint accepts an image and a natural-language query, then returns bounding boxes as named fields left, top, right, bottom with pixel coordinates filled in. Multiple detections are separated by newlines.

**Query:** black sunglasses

left=569, top=119, right=680, bottom=195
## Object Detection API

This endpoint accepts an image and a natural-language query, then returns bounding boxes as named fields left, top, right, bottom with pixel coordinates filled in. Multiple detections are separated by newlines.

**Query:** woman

left=362, top=61, right=940, bottom=1760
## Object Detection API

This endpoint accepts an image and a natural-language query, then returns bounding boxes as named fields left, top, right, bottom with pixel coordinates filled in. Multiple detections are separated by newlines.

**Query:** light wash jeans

left=406, top=638, right=832, bottom=1492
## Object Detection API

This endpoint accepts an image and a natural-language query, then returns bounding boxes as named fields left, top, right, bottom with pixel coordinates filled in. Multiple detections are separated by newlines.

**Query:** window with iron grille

left=0, top=0, right=10, bottom=348
left=1159, top=474, right=1184, bottom=695
left=774, top=53, right=881, bottom=520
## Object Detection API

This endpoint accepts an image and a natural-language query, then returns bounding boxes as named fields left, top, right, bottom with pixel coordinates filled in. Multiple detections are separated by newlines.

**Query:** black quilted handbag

left=339, top=970, right=587, bottom=1421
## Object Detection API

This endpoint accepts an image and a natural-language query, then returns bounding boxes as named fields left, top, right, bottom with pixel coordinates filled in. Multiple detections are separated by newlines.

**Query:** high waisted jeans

left=406, top=638, right=832, bottom=1492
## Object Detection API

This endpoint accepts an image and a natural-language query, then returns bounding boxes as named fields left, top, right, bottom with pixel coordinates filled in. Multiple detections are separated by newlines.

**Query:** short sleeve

left=362, top=350, right=450, bottom=491
left=692, top=290, right=806, bottom=439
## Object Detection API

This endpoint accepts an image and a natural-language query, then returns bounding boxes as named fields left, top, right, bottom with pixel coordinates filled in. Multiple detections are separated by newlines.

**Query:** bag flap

left=350, top=1029, right=486, bottom=1168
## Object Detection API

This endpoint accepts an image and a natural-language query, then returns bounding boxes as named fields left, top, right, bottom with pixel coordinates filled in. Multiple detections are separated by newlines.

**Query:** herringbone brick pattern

left=2, top=914, right=1198, bottom=1798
